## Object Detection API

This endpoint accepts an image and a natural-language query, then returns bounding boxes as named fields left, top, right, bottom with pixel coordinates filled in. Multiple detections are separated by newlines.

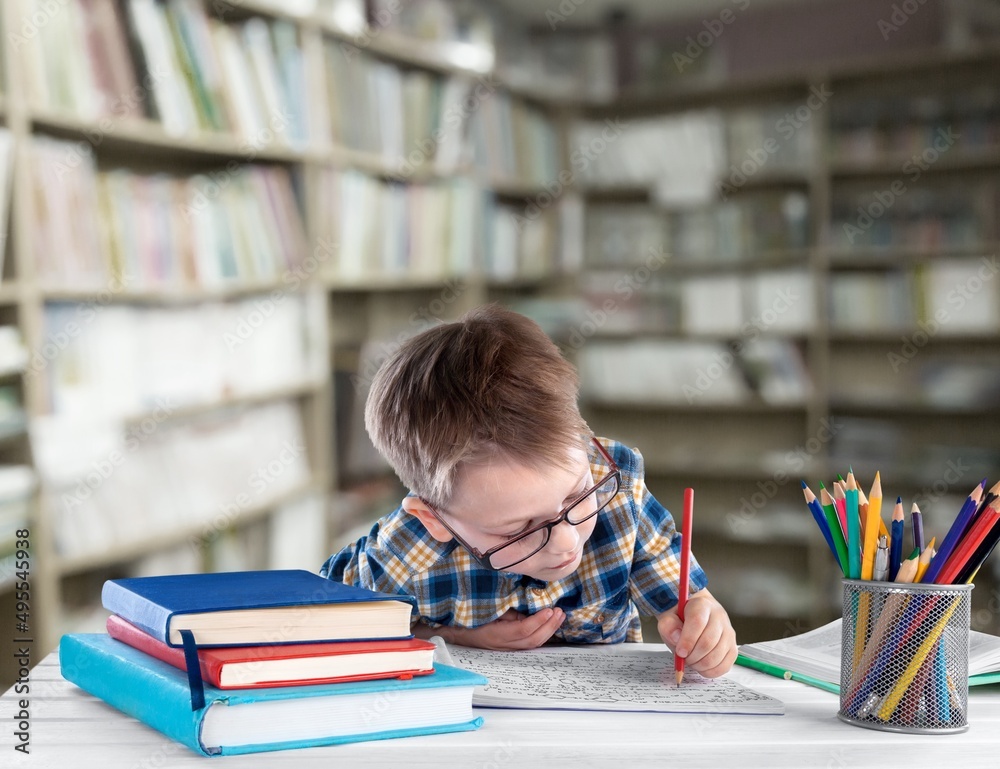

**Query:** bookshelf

left=574, top=45, right=1000, bottom=642
left=0, top=0, right=574, bottom=684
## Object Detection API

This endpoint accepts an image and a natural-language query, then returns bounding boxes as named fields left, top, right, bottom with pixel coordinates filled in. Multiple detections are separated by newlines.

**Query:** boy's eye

left=500, top=520, right=535, bottom=540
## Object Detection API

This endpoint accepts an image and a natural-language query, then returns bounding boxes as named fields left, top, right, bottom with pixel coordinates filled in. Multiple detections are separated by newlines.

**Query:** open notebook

left=433, top=639, right=783, bottom=716
left=737, top=618, right=1000, bottom=689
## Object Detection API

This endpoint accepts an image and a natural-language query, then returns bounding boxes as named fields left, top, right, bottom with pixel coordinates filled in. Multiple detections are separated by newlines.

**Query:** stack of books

left=60, top=569, right=486, bottom=756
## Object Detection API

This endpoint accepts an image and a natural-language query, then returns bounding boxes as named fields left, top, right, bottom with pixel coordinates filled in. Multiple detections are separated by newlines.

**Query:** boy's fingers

left=508, top=608, right=563, bottom=649
left=657, top=612, right=682, bottom=649
left=675, top=598, right=712, bottom=657
left=694, top=636, right=738, bottom=678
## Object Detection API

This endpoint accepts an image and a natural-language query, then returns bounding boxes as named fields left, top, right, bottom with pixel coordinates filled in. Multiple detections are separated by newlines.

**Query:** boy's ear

left=401, top=497, right=454, bottom=542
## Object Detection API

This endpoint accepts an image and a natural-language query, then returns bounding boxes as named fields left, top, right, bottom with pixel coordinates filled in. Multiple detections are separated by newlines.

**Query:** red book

left=106, top=615, right=436, bottom=689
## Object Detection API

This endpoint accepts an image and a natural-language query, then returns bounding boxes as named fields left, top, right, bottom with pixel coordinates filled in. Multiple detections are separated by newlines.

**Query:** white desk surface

left=5, top=645, right=1000, bottom=768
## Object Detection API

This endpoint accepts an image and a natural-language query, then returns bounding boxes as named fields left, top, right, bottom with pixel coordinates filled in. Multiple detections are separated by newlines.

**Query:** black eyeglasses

left=425, top=438, right=621, bottom=571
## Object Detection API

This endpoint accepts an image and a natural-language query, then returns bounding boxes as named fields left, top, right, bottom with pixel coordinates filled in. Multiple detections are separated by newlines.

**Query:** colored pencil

left=846, top=473, right=861, bottom=580
left=861, top=472, right=882, bottom=580
left=922, top=482, right=985, bottom=584
left=934, top=500, right=1000, bottom=585
left=894, top=548, right=919, bottom=583
left=888, top=497, right=904, bottom=581
left=802, top=482, right=841, bottom=570
left=915, top=537, right=936, bottom=583
left=911, top=502, right=924, bottom=553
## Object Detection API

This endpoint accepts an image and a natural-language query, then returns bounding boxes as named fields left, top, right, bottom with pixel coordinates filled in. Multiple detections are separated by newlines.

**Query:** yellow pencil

left=915, top=537, right=936, bottom=583
left=861, top=472, right=882, bottom=580
left=877, top=596, right=961, bottom=721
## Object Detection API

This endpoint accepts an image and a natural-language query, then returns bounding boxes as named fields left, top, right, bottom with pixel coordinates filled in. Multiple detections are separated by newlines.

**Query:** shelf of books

left=0, top=0, right=582, bottom=670
left=574, top=46, right=1000, bottom=640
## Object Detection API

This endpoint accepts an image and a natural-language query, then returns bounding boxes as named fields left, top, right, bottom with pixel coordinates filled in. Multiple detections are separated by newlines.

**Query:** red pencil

left=934, top=500, right=1000, bottom=584
left=676, top=487, right=694, bottom=687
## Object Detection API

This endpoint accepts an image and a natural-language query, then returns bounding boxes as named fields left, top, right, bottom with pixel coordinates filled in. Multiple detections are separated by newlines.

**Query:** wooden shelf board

left=29, top=108, right=309, bottom=163
left=39, top=282, right=299, bottom=304
left=829, top=400, right=1000, bottom=416
left=826, top=244, right=1000, bottom=267
left=121, top=381, right=325, bottom=427
left=56, top=480, right=321, bottom=577
left=829, top=149, right=1000, bottom=178
left=583, top=398, right=812, bottom=415
left=828, top=331, right=1000, bottom=345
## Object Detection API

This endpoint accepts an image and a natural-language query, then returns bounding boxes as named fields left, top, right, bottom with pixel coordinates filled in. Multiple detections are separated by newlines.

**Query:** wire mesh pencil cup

left=839, top=579, right=973, bottom=734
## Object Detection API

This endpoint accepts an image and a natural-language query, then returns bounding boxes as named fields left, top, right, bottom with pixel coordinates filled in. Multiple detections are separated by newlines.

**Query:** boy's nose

left=547, top=517, right=580, bottom=553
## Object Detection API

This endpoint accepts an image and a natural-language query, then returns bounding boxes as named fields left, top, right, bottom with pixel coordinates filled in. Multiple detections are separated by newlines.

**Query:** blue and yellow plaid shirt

left=321, top=437, right=708, bottom=643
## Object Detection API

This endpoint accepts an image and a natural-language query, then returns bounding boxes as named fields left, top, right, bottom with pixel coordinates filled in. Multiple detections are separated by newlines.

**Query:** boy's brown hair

left=364, top=304, right=590, bottom=508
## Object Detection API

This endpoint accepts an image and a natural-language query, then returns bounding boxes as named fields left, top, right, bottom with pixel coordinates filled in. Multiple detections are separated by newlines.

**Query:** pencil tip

left=896, top=496, right=902, bottom=504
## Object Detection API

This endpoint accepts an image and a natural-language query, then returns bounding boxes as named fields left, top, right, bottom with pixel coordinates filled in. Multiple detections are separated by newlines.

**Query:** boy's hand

left=656, top=588, right=737, bottom=678
left=415, top=608, right=564, bottom=650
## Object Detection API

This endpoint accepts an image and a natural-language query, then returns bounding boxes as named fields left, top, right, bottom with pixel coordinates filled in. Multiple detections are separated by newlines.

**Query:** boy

left=322, top=305, right=737, bottom=678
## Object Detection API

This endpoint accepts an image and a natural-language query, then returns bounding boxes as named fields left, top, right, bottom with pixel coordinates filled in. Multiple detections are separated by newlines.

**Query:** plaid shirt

left=320, top=437, right=708, bottom=644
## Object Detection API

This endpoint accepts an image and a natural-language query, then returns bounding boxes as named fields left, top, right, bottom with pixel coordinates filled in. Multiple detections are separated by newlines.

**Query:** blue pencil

left=922, top=481, right=985, bottom=583
left=802, top=481, right=840, bottom=569
left=888, top=497, right=904, bottom=581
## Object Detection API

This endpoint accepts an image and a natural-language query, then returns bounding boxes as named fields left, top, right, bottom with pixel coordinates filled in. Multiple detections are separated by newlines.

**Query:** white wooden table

left=4, top=646, right=1000, bottom=768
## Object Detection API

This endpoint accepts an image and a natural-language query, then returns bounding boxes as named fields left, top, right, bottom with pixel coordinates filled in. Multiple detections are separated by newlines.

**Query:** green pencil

left=735, top=654, right=840, bottom=695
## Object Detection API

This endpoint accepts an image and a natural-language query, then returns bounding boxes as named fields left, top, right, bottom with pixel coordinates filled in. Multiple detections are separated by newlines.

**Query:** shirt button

left=596, top=614, right=605, bottom=623
left=532, top=587, right=544, bottom=595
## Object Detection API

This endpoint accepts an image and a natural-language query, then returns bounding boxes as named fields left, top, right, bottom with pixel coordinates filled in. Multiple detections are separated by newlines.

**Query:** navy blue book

left=102, top=569, right=416, bottom=648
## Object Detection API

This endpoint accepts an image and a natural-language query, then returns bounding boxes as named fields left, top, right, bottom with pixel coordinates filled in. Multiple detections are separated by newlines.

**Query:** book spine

left=101, top=581, right=174, bottom=645
left=59, top=635, right=210, bottom=756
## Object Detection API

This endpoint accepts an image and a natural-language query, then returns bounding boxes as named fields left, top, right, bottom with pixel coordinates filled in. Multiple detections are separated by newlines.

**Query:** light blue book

left=60, top=634, right=485, bottom=757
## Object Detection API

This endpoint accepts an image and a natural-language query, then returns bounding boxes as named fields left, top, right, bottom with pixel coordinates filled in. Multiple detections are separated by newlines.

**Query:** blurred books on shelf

left=468, top=92, right=561, bottom=188
left=30, top=137, right=309, bottom=291
left=27, top=0, right=315, bottom=145
left=31, top=400, right=312, bottom=562
left=39, top=292, right=325, bottom=419
left=578, top=339, right=811, bottom=407
left=827, top=84, right=1000, bottom=163
left=574, top=112, right=726, bottom=205
left=828, top=181, right=998, bottom=251
left=316, top=169, right=480, bottom=281
left=828, top=259, right=1000, bottom=334
left=321, top=40, right=471, bottom=170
